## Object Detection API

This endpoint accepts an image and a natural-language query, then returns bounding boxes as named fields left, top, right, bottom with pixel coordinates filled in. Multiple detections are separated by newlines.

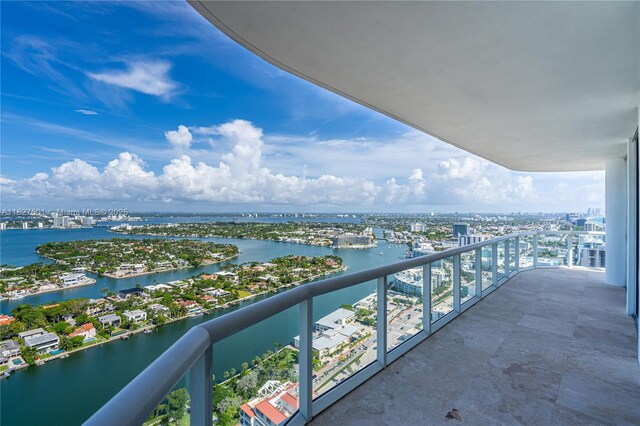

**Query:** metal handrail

left=85, top=230, right=602, bottom=426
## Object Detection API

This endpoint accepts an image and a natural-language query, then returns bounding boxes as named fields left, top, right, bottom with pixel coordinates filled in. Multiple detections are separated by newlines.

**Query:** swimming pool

left=11, top=359, right=21, bottom=365
left=83, top=337, right=97, bottom=343
left=49, top=349, right=64, bottom=355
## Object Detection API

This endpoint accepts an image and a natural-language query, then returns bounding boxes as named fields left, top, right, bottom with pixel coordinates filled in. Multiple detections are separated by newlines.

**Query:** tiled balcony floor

left=311, top=268, right=639, bottom=426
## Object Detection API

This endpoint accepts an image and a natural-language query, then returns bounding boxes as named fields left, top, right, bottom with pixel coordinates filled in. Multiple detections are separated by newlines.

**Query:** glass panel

left=496, top=242, right=506, bottom=281
left=519, top=235, right=533, bottom=269
left=312, top=281, right=377, bottom=397
left=536, top=234, right=567, bottom=267
left=387, top=267, right=425, bottom=352
left=508, top=239, right=516, bottom=272
left=146, top=375, right=191, bottom=425
left=460, top=251, right=476, bottom=304
left=431, top=257, right=454, bottom=323
left=213, top=306, right=299, bottom=426
left=481, top=245, right=493, bottom=291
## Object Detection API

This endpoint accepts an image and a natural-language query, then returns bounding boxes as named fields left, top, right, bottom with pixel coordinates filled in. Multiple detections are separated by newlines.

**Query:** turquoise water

left=49, top=349, right=64, bottom=356
left=0, top=221, right=402, bottom=425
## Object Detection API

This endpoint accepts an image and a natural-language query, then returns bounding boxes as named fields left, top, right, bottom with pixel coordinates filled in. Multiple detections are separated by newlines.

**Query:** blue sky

left=1, top=1, right=604, bottom=213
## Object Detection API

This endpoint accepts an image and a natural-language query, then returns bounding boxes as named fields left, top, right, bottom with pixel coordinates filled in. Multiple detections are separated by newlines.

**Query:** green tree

left=166, top=388, right=189, bottom=421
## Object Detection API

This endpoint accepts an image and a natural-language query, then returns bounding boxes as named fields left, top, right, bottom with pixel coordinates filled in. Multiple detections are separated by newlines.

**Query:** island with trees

left=36, top=238, right=239, bottom=278
left=0, top=255, right=344, bottom=374
left=111, top=221, right=375, bottom=248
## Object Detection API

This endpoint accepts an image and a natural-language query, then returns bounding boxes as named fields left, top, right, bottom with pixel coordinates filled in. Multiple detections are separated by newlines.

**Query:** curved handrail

left=84, top=229, right=599, bottom=425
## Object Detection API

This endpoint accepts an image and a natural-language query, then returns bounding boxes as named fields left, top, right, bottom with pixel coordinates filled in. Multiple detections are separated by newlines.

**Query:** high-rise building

left=22, top=222, right=29, bottom=229
left=580, top=247, right=606, bottom=268
left=452, top=223, right=468, bottom=237
left=61, top=216, right=70, bottom=228
left=0, top=222, right=7, bottom=230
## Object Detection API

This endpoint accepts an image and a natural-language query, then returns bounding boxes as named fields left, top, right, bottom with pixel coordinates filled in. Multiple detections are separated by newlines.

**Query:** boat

left=379, top=252, right=383, bottom=255
left=0, top=370, right=10, bottom=379
left=144, top=329, right=152, bottom=334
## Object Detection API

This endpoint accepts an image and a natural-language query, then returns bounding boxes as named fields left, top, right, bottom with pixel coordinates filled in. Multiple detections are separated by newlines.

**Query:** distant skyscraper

left=452, top=223, right=468, bottom=237
left=22, top=222, right=29, bottom=229
left=0, top=222, right=7, bottom=230
left=409, top=223, right=427, bottom=232
left=62, top=216, right=70, bottom=228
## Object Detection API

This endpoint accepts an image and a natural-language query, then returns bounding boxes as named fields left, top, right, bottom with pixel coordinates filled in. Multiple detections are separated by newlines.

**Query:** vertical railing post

left=475, top=248, right=483, bottom=299
left=491, top=243, right=498, bottom=287
left=533, top=234, right=539, bottom=268
left=453, top=254, right=461, bottom=312
left=566, top=233, right=573, bottom=268
left=298, top=299, right=313, bottom=421
left=514, top=237, right=520, bottom=273
left=189, top=346, right=213, bottom=426
left=376, top=276, right=387, bottom=367
left=422, top=264, right=432, bottom=334
left=504, top=239, right=510, bottom=278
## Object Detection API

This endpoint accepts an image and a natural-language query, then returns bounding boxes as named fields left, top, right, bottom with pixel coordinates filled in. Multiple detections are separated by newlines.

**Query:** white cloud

left=86, top=60, right=179, bottom=100
left=75, top=109, right=98, bottom=115
left=1, top=119, right=604, bottom=210
left=165, top=125, right=193, bottom=150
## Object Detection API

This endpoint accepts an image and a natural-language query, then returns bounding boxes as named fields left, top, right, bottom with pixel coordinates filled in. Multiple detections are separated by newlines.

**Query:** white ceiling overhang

left=189, top=1, right=639, bottom=172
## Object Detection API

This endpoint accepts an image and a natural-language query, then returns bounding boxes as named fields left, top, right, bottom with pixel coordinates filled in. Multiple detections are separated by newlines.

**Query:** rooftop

left=311, top=268, right=640, bottom=425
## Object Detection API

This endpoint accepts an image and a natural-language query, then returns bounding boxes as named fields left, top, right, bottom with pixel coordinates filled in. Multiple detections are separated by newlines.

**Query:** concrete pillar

left=605, top=157, right=627, bottom=287
left=627, top=138, right=637, bottom=315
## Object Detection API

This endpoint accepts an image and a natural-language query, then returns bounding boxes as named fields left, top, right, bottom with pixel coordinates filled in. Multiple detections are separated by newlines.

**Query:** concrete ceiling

left=189, top=1, right=639, bottom=172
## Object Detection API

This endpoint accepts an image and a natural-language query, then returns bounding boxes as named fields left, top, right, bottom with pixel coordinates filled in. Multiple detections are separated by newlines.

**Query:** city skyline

left=1, top=1, right=604, bottom=213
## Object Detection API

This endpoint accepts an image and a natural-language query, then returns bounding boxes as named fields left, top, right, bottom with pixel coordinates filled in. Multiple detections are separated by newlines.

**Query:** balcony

left=311, top=267, right=639, bottom=426
left=85, top=231, right=638, bottom=426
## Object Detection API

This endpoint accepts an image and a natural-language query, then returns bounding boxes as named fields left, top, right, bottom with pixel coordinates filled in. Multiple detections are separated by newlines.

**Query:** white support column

left=504, top=239, right=510, bottom=278
left=491, top=243, right=498, bottom=286
left=474, top=248, right=482, bottom=298
left=189, top=347, right=213, bottom=426
left=453, top=255, right=461, bottom=312
left=605, top=157, right=627, bottom=287
left=298, top=299, right=313, bottom=421
left=514, top=237, right=520, bottom=272
left=423, top=264, right=432, bottom=334
left=566, top=234, right=573, bottom=268
left=626, top=137, right=637, bottom=315
left=376, top=276, right=387, bottom=367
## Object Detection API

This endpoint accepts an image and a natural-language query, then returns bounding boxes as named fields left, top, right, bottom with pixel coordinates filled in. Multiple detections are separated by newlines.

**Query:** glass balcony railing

left=84, top=230, right=605, bottom=426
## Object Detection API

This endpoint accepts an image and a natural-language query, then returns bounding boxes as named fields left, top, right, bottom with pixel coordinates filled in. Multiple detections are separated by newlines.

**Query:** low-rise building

left=86, top=299, right=115, bottom=317
left=240, top=382, right=299, bottom=426
left=61, top=273, right=89, bottom=287
left=24, top=332, right=60, bottom=354
left=0, top=340, right=21, bottom=358
left=122, top=310, right=147, bottom=323
left=18, top=328, right=46, bottom=340
left=0, top=315, right=16, bottom=326
left=98, top=314, right=121, bottom=328
left=147, top=304, right=170, bottom=314
left=69, top=323, right=96, bottom=340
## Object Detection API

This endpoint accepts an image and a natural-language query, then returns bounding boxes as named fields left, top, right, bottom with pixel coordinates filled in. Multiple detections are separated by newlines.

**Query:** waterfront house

left=18, top=328, right=46, bottom=340
left=177, top=300, right=203, bottom=315
left=147, top=304, right=169, bottom=314
left=143, top=284, right=173, bottom=293
left=24, top=332, right=60, bottom=354
left=69, top=323, right=96, bottom=340
left=122, top=310, right=147, bottom=323
left=117, top=287, right=145, bottom=301
left=98, top=314, right=121, bottom=328
left=86, top=299, right=115, bottom=317
left=0, top=314, right=15, bottom=326
left=0, top=340, right=21, bottom=358
left=60, top=273, right=88, bottom=287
